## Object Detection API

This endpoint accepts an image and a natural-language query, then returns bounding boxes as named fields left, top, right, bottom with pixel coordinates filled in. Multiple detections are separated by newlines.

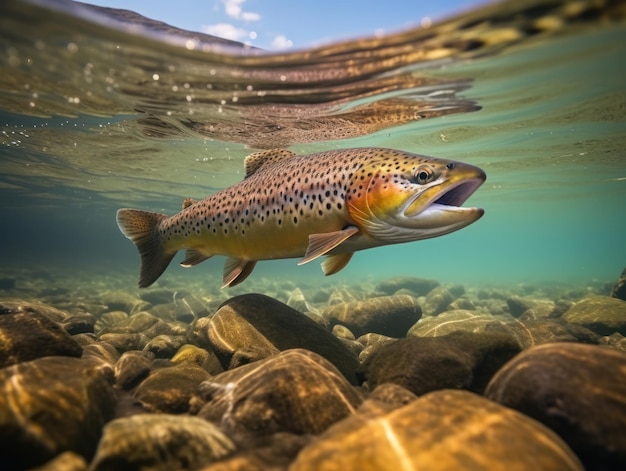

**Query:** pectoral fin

left=298, top=226, right=359, bottom=265
left=321, top=253, right=354, bottom=276
left=222, top=257, right=257, bottom=288
left=180, top=249, right=212, bottom=267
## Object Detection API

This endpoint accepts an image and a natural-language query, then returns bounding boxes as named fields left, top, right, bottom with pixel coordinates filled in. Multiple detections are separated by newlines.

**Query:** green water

left=1, top=0, right=625, bottom=292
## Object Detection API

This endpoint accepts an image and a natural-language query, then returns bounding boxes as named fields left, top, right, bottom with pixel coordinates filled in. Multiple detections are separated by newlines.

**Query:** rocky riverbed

left=0, top=268, right=625, bottom=470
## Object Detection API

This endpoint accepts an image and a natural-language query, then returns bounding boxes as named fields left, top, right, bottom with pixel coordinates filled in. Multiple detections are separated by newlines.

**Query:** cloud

left=271, top=35, right=293, bottom=50
left=223, top=0, right=260, bottom=21
left=203, top=23, right=249, bottom=42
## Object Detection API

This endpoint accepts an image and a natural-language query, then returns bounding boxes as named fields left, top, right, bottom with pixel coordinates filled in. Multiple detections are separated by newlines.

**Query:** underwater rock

left=0, top=298, right=73, bottom=323
left=299, top=386, right=416, bottom=450
left=336, top=337, right=363, bottom=358
left=477, top=296, right=510, bottom=315
left=29, top=451, right=88, bottom=471
left=518, top=299, right=572, bottom=321
left=366, top=383, right=418, bottom=409
left=134, top=362, right=212, bottom=414
left=72, top=332, right=96, bottom=347
left=506, top=295, right=556, bottom=318
left=290, top=389, right=583, bottom=471
left=171, top=344, right=224, bottom=375
left=363, top=337, right=472, bottom=395
left=356, top=333, right=396, bottom=363
left=0, top=300, right=82, bottom=368
left=97, top=332, right=148, bottom=353
left=114, top=350, right=153, bottom=390
left=446, top=296, right=477, bottom=311
left=505, top=295, right=535, bottom=317
left=322, top=295, right=421, bottom=338
left=374, top=276, right=440, bottom=297
left=408, top=309, right=512, bottom=337
left=199, top=293, right=360, bottom=384
left=562, top=295, right=626, bottom=335
left=139, top=287, right=176, bottom=305
left=197, top=349, right=363, bottom=436
left=143, top=334, right=187, bottom=358
left=552, top=298, right=576, bottom=317
left=197, top=433, right=311, bottom=471
left=303, top=310, right=329, bottom=329
left=507, top=318, right=600, bottom=349
left=89, top=414, right=235, bottom=471
left=326, top=287, right=361, bottom=306
left=421, top=285, right=464, bottom=316
left=363, top=332, right=521, bottom=396
left=69, top=300, right=111, bottom=318
left=129, top=311, right=188, bottom=337
left=356, top=332, right=396, bottom=348
left=0, top=356, right=116, bottom=469
left=94, top=311, right=128, bottom=334
left=187, top=316, right=215, bottom=349
left=331, top=324, right=356, bottom=340
left=611, top=267, right=626, bottom=301
left=286, top=287, right=319, bottom=315
left=80, top=341, right=121, bottom=368
left=477, top=287, right=509, bottom=301
left=310, top=286, right=333, bottom=304
left=486, top=342, right=626, bottom=470
left=97, top=311, right=187, bottom=353
left=599, top=332, right=626, bottom=352
left=100, top=290, right=148, bottom=314
left=146, top=302, right=177, bottom=322
left=60, top=311, right=96, bottom=335
left=174, top=292, right=209, bottom=322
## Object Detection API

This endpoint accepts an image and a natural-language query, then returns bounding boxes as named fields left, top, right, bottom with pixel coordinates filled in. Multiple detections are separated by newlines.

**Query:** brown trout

left=117, top=147, right=486, bottom=288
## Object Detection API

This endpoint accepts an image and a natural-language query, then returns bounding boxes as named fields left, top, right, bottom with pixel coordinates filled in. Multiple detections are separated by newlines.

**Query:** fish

left=116, top=147, right=486, bottom=288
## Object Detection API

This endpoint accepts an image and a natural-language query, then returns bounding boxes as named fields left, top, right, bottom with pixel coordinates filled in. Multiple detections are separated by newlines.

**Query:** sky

left=85, top=0, right=485, bottom=50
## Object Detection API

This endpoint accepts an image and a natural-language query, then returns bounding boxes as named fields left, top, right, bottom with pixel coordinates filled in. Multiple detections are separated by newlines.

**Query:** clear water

left=1, top=0, right=625, bottom=294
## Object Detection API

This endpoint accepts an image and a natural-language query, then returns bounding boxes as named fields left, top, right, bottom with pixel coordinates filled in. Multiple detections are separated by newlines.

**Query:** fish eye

left=413, top=166, right=433, bottom=185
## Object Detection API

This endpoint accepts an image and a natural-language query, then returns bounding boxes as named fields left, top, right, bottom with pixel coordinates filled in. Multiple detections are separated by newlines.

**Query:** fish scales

left=117, top=147, right=486, bottom=288
left=162, top=149, right=365, bottom=261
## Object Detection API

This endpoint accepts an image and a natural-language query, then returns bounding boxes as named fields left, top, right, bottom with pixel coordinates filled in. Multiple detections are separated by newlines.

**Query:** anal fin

left=321, top=253, right=354, bottom=276
left=222, top=257, right=257, bottom=288
left=180, top=249, right=212, bottom=267
left=298, top=226, right=359, bottom=265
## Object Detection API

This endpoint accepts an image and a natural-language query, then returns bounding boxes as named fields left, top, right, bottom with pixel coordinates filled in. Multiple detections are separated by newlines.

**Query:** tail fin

left=116, top=208, right=175, bottom=288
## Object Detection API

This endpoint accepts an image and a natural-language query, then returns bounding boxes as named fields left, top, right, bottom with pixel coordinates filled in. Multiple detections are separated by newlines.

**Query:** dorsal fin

left=244, top=149, right=296, bottom=178
left=182, top=197, right=198, bottom=210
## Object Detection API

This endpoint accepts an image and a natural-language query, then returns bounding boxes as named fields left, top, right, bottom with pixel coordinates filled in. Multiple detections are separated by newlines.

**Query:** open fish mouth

left=433, top=178, right=484, bottom=207
left=403, top=173, right=486, bottom=219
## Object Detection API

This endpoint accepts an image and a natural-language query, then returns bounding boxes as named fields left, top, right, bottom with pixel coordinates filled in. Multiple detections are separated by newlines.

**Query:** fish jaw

left=348, top=159, right=486, bottom=243
left=400, top=167, right=485, bottom=237
left=400, top=202, right=484, bottom=239
left=402, top=166, right=485, bottom=218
